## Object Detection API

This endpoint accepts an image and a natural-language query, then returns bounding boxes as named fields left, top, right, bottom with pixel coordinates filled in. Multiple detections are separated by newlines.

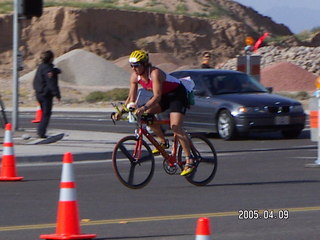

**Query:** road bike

left=111, top=102, right=218, bottom=189
left=0, top=94, right=8, bottom=129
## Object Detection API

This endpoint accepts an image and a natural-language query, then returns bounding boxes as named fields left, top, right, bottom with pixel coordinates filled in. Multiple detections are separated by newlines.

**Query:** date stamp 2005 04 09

left=238, top=209, right=289, bottom=220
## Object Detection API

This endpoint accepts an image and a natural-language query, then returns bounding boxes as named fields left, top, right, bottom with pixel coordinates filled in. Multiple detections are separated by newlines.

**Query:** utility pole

left=12, top=0, right=43, bottom=131
left=12, top=0, right=22, bottom=131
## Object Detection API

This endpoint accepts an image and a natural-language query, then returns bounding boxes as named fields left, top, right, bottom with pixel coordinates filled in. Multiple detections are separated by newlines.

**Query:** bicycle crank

left=163, top=160, right=178, bottom=175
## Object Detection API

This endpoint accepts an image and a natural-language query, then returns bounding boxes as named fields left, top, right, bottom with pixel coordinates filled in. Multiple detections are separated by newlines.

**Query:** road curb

left=16, top=151, right=113, bottom=163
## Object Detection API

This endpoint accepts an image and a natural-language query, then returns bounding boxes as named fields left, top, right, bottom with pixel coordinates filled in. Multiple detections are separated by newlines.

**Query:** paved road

left=16, top=110, right=187, bottom=133
left=1, top=142, right=320, bottom=240
left=0, top=110, right=319, bottom=240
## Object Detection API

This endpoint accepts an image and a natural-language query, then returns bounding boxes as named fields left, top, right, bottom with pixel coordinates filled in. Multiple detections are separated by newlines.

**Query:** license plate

left=275, top=116, right=290, bottom=125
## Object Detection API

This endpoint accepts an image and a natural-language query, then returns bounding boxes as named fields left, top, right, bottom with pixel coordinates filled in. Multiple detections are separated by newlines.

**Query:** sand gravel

left=261, top=62, right=317, bottom=92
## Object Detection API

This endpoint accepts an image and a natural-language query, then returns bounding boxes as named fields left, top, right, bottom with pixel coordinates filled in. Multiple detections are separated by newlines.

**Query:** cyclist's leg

left=170, top=112, right=195, bottom=176
left=146, top=104, right=167, bottom=143
left=163, top=85, right=193, bottom=174
left=170, top=112, right=191, bottom=158
left=178, top=134, right=218, bottom=186
left=166, top=87, right=191, bottom=159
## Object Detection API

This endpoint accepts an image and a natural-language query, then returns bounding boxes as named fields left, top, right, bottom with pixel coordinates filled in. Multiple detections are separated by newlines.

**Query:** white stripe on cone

left=4, top=130, right=11, bottom=142
left=59, top=188, right=77, bottom=201
left=3, top=146, right=14, bottom=155
left=196, top=235, right=211, bottom=240
left=60, top=162, right=77, bottom=201
left=61, top=163, right=75, bottom=182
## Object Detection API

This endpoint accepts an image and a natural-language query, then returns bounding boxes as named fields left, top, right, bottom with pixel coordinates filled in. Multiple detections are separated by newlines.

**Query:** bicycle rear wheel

left=178, top=134, right=217, bottom=186
left=112, top=136, right=155, bottom=189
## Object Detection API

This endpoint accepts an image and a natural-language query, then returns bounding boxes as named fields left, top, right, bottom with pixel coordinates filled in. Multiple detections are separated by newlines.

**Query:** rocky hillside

left=0, top=0, right=298, bottom=78
left=223, top=46, right=320, bottom=76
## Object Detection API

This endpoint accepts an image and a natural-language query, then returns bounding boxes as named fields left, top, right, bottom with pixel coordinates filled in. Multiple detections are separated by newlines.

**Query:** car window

left=188, top=74, right=205, bottom=91
left=202, top=75, right=239, bottom=94
left=241, top=75, right=268, bottom=93
left=202, top=73, right=267, bottom=95
left=170, top=72, right=185, bottom=79
left=170, top=71, right=268, bottom=96
left=170, top=71, right=206, bottom=91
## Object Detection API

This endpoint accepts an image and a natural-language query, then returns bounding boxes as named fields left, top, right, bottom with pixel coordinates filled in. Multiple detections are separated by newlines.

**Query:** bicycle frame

left=135, top=118, right=180, bottom=167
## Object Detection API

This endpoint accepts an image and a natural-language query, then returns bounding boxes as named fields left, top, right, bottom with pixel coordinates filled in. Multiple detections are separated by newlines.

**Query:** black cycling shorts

left=159, top=84, right=188, bottom=114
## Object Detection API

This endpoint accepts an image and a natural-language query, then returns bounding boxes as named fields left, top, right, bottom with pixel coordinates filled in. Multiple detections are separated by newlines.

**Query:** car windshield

left=201, top=73, right=268, bottom=95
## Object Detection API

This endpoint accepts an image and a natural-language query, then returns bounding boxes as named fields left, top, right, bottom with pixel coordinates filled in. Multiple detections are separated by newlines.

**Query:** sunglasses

left=130, top=62, right=142, bottom=68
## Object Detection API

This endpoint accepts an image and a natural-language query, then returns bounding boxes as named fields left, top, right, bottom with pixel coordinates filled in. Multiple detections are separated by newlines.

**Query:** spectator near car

left=200, top=52, right=212, bottom=69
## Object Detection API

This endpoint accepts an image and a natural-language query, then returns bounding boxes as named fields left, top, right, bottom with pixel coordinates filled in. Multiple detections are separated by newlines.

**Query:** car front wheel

left=217, top=110, right=236, bottom=140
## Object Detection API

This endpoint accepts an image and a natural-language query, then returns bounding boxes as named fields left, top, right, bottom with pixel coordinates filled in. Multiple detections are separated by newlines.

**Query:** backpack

left=180, top=76, right=195, bottom=106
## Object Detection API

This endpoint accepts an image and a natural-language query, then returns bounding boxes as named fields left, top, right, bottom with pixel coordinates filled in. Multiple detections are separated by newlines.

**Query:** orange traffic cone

left=31, top=103, right=42, bottom=123
left=40, top=152, right=96, bottom=240
left=195, top=217, right=211, bottom=240
left=0, top=123, right=23, bottom=181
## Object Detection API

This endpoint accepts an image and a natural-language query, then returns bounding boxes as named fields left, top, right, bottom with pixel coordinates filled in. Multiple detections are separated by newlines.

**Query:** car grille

left=267, top=106, right=290, bottom=113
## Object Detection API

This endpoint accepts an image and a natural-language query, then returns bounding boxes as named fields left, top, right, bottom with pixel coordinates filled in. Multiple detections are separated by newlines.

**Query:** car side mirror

left=266, top=87, right=273, bottom=93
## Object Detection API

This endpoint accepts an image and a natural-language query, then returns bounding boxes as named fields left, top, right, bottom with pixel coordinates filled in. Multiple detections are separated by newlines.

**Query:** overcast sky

left=233, top=0, right=320, bottom=33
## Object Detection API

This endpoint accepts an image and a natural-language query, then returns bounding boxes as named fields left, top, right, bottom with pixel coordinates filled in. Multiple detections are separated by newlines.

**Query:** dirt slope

left=261, top=62, right=317, bottom=92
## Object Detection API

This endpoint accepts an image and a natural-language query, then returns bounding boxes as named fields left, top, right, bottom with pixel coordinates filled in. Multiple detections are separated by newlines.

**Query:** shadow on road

left=206, top=179, right=320, bottom=187
left=95, top=233, right=192, bottom=239
left=205, top=129, right=311, bottom=141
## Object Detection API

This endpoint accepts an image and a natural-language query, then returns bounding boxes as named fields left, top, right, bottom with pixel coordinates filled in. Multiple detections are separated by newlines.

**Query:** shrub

left=296, top=30, right=312, bottom=42
left=311, top=26, right=320, bottom=33
left=0, top=1, right=13, bottom=13
left=276, top=91, right=311, bottom=100
left=85, top=88, right=129, bottom=103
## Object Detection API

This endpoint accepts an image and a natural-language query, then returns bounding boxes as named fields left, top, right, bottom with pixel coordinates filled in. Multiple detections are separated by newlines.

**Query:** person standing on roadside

left=200, top=51, right=212, bottom=69
left=33, top=50, right=61, bottom=138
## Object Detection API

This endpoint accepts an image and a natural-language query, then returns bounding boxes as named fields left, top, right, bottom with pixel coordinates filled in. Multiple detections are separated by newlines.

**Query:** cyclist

left=113, top=50, right=194, bottom=176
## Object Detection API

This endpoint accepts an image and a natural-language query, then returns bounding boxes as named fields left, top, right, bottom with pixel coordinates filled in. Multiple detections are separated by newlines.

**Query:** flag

left=253, top=32, right=269, bottom=52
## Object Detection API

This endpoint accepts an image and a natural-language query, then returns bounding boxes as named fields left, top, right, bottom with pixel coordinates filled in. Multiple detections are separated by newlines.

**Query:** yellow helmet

left=129, top=50, right=149, bottom=63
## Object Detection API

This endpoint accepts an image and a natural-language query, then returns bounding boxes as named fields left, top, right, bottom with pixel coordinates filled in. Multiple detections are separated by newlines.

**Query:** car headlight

left=290, top=104, right=304, bottom=112
left=238, top=105, right=304, bottom=114
left=237, top=106, right=266, bottom=113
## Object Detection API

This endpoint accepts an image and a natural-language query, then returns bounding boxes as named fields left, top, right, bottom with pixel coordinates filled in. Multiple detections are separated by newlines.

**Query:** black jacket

left=33, top=63, right=61, bottom=98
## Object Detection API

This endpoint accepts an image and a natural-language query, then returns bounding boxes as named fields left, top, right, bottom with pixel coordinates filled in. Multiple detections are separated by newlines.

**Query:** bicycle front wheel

left=112, top=136, right=155, bottom=189
left=178, top=134, right=218, bottom=186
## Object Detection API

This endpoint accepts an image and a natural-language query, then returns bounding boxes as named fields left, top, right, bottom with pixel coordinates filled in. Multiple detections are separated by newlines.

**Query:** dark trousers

left=36, top=93, right=53, bottom=137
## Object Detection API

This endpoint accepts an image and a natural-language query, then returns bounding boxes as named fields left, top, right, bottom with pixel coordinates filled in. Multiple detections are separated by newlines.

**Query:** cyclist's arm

left=124, top=72, right=138, bottom=105
left=113, top=73, right=138, bottom=120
